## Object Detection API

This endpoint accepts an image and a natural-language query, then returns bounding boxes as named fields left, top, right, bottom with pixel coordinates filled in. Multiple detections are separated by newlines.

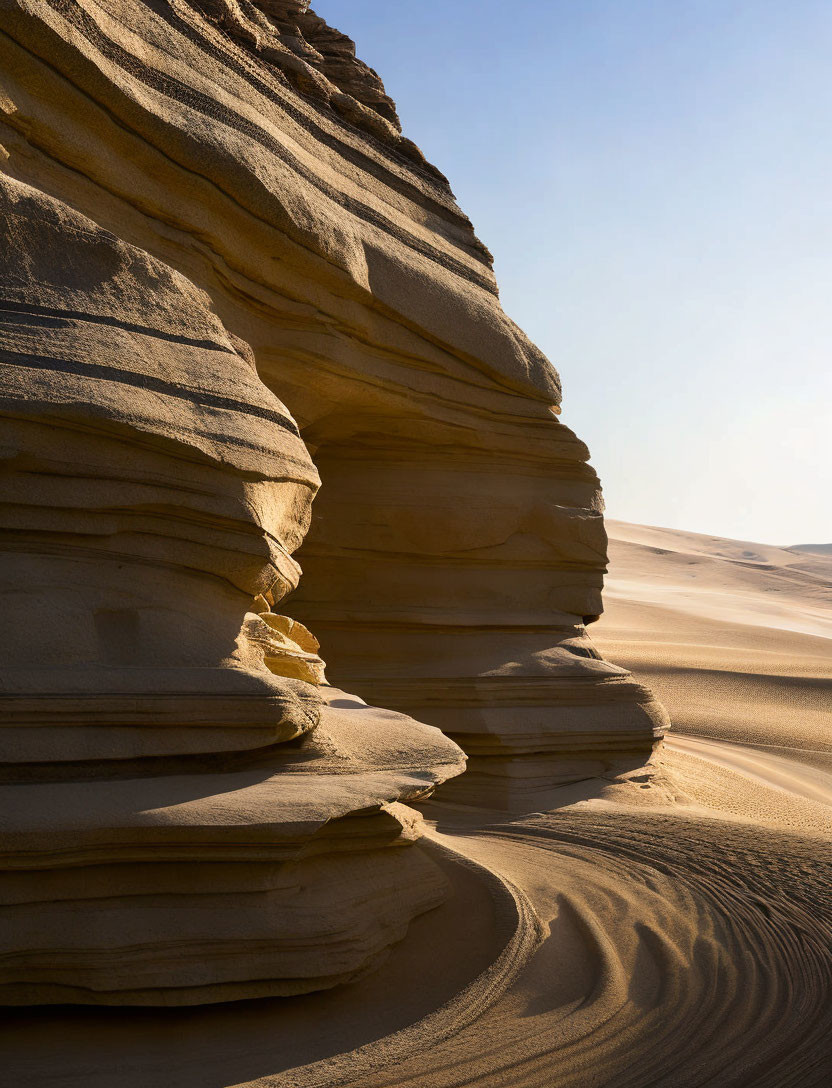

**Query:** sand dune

left=790, top=543, right=832, bottom=556
left=4, top=522, right=830, bottom=1086
left=595, top=521, right=832, bottom=762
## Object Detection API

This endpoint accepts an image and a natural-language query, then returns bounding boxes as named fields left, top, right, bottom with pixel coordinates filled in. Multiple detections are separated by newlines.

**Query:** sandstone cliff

left=0, top=0, right=666, bottom=1004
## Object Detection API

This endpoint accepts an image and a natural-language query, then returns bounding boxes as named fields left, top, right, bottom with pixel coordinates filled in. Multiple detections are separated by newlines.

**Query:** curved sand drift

left=4, top=523, right=831, bottom=1086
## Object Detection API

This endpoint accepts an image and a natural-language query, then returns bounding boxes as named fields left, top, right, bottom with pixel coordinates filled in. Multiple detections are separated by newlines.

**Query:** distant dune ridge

left=597, top=519, right=832, bottom=756
left=790, top=542, right=832, bottom=555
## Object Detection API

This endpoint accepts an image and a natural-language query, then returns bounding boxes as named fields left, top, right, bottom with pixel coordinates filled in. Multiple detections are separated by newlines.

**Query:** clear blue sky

left=316, top=0, right=831, bottom=545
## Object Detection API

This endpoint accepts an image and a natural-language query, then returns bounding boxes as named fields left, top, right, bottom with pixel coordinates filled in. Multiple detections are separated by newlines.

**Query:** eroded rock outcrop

left=0, top=0, right=666, bottom=1003
left=0, top=169, right=464, bottom=1004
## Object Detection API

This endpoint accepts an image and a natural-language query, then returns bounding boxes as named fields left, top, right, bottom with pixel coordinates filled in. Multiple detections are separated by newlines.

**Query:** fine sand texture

left=3, top=522, right=830, bottom=1086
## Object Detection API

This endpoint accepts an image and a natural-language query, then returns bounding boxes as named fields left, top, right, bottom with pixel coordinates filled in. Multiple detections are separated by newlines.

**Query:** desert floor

left=5, top=523, right=831, bottom=1088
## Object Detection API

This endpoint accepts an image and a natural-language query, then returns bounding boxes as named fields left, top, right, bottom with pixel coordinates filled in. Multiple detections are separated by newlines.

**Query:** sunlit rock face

left=0, top=111, right=463, bottom=1007
left=0, top=172, right=322, bottom=760
left=0, top=0, right=665, bottom=1003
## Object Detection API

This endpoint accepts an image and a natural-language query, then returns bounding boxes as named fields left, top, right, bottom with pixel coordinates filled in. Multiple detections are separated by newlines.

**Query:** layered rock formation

left=0, top=684, right=462, bottom=1004
left=0, top=0, right=667, bottom=1004
left=0, top=167, right=463, bottom=1004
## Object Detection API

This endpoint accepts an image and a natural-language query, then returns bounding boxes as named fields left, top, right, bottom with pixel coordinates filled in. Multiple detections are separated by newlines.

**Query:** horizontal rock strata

left=0, top=691, right=462, bottom=1005
left=0, top=161, right=464, bottom=1003
left=0, top=0, right=667, bottom=815
left=292, top=434, right=668, bottom=809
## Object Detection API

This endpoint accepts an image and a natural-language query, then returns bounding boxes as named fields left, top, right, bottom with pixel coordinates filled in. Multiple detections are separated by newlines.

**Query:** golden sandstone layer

left=0, top=0, right=666, bottom=1003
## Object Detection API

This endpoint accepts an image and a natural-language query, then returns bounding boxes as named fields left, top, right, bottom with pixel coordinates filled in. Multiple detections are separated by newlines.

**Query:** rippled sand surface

left=330, top=811, right=832, bottom=1088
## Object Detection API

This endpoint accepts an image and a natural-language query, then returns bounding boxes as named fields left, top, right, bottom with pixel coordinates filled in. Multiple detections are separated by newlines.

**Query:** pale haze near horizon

left=317, top=0, right=831, bottom=546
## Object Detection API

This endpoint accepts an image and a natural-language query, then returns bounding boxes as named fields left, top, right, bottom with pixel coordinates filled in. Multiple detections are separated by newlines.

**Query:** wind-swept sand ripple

left=4, top=779, right=830, bottom=1088
left=304, top=810, right=831, bottom=1088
